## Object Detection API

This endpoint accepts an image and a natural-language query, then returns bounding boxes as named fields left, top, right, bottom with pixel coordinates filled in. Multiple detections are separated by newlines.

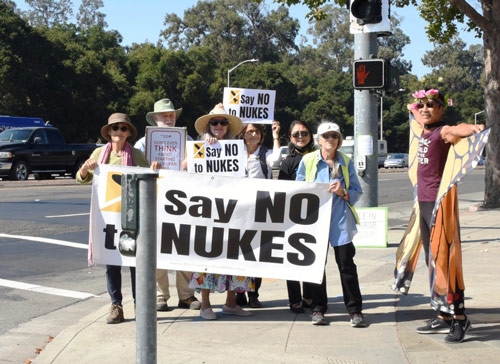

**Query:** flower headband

left=410, top=89, right=453, bottom=110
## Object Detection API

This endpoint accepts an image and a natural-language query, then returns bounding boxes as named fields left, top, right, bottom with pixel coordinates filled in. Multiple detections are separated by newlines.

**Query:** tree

left=22, top=0, right=73, bottom=27
left=160, top=0, right=299, bottom=63
left=262, top=0, right=500, bottom=208
left=76, top=0, right=107, bottom=30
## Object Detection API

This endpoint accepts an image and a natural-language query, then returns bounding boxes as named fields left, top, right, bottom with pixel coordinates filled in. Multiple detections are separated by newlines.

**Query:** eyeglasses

left=416, top=100, right=443, bottom=109
left=245, top=130, right=260, bottom=136
left=321, top=133, right=339, bottom=140
left=209, top=119, right=229, bottom=126
left=291, top=131, right=309, bottom=138
left=111, top=125, right=128, bottom=132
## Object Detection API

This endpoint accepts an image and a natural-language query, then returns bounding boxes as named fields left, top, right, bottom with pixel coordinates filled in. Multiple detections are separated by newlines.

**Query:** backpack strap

left=257, top=146, right=269, bottom=179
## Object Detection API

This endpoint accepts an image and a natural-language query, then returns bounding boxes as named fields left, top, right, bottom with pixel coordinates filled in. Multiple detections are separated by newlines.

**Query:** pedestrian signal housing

left=353, top=59, right=385, bottom=89
left=349, top=0, right=391, bottom=35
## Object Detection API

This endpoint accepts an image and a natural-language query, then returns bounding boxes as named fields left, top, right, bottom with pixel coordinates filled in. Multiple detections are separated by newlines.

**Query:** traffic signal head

left=353, top=59, right=385, bottom=89
left=349, top=0, right=391, bottom=35
left=351, top=0, right=382, bottom=25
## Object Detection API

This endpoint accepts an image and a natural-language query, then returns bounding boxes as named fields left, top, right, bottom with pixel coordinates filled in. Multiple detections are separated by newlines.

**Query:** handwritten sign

left=352, top=207, right=388, bottom=248
left=223, top=87, right=275, bottom=124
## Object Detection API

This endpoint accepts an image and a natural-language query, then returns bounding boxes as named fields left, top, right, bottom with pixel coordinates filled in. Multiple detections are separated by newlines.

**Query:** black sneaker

left=417, top=317, right=452, bottom=334
left=444, top=317, right=472, bottom=343
left=311, top=311, right=327, bottom=326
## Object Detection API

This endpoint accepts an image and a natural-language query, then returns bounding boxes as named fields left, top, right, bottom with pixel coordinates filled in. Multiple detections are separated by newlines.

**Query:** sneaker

left=350, top=312, right=367, bottom=328
left=235, top=292, right=248, bottom=307
left=200, top=307, right=217, bottom=320
left=178, top=296, right=201, bottom=310
left=156, top=297, right=169, bottom=312
left=312, top=311, right=327, bottom=325
left=106, top=304, right=124, bottom=324
left=417, top=317, right=452, bottom=334
left=222, top=305, right=253, bottom=316
left=248, top=296, right=263, bottom=308
left=444, top=317, right=472, bottom=343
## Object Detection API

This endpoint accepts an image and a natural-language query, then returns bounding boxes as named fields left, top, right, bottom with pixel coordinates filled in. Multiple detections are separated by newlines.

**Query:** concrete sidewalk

left=33, top=191, right=500, bottom=364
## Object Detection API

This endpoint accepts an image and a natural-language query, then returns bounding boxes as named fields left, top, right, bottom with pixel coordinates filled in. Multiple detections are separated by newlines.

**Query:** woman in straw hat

left=77, top=113, right=160, bottom=324
left=189, top=103, right=255, bottom=320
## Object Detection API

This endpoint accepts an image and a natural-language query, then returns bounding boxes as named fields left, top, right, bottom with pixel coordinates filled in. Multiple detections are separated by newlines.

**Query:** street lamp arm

left=227, top=58, right=259, bottom=87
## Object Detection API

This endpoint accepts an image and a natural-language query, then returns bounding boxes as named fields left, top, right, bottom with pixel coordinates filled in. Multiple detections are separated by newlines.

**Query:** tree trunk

left=483, top=1, right=500, bottom=207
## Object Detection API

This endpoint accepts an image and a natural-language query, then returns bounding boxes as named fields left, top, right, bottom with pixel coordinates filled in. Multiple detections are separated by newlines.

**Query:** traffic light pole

left=354, top=32, right=379, bottom=207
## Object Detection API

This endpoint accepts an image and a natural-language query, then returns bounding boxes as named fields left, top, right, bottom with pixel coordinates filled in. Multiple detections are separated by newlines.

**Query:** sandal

left=290, top=302, right=305, bottom=314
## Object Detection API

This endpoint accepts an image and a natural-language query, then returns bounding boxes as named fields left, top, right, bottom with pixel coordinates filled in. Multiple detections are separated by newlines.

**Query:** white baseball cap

left=317, top=122, right=341, bottom=136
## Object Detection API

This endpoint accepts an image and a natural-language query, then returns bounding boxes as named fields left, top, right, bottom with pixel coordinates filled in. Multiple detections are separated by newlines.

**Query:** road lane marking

left=45, top=213, right=90, bottom=218
left=0, top=234, right=87, bottom=249
left=0, top=278, right=99, bottom=299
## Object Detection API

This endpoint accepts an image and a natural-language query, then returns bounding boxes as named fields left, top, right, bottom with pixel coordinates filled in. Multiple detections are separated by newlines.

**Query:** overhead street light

left=227, top=58, right=259, bottom=87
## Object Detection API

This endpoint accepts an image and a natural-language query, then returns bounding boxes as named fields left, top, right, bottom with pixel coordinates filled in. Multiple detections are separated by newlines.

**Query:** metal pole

left=136, top=175, right=158, bottom=364
left=380, top=95, right=383, bottom=140
left=354, top=32, right=378, bottom=207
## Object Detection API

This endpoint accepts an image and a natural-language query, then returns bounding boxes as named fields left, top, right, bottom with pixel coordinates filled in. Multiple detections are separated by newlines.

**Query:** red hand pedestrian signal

left=353, top=59, right=385, bottom=89
left=356, top=65, right=370, bottom=85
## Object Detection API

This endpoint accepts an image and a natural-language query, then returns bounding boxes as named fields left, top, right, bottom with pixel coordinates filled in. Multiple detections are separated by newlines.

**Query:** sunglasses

left=111, top=125, right=128, bottom=132
left=245, top=130, right=260, bottom=136
left=209, top=119, right=229, bottom=126
left=321, top=133, right=339, bottom=140
left=416, top=100, right=443, bottom=109
left=291, top=131, right=309, bottom=138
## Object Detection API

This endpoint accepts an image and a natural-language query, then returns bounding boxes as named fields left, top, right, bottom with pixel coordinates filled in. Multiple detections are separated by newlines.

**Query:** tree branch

left=448, top=0, right=491, bottom=33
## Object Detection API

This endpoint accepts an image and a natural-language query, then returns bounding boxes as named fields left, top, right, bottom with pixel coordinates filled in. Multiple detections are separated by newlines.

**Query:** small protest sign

left=223, top=87, right=275, bottom=124
left=145, top=127, right=186, bottom=170
left=186, top=140, right=245, bottom=177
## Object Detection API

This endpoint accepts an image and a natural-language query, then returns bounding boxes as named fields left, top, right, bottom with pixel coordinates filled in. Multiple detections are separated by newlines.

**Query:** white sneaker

left=200, top=307, right=217, bottom=320
left=222, top=305, right=252, bottom=316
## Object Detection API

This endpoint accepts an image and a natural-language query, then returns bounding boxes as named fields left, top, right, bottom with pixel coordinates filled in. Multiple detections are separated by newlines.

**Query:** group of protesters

left=77, top=89, right=485, bottom=343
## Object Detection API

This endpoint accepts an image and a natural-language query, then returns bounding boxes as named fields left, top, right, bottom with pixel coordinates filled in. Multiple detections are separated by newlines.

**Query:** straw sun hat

left=100, top=113, right=137, bottom=142
left=194, top=103, right=243, bottom=136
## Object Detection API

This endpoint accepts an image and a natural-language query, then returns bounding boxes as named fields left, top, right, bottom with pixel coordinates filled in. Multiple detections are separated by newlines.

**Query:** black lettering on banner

left=103, top=224, right=117, bottom=250
left=259, top=230, right=284, bottom=264
left=194, top=226, right=224, bottom=258
left=289, top=193, right=319, bottom=225
left=164, top=190, right=187, bottom=215
left=214, top=198, right=237, bottom=223
left=227, top=229, right=257, bottom=260
left=194, top=164, right=203, bottom=173
left=257, top=93, right=270, bottom=105
left=232, top=159, right=239, bottom=172
left=224, top=144, right=238, bottom=156
left=287, top=233, right=316, bottom=266
left=189, top=196, right=212, bottom=218
left=263, top=108, right=268, bottom=119
left=160, top=223, right=190, bottom=255
left=254, top=191, right=286, bottom=223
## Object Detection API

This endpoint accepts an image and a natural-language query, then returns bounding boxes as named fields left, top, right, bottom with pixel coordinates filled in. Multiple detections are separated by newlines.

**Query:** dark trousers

left=309, top=272, right=328, bottom=313
left=419, top=201, right=434, bottom=266
left=106, top=265, right=136, bottom=306
left=333, top=242, right=363, bottom=314
left=248, top=277, right=261, bottom=298
left=286, top=280, right=314, bottom=305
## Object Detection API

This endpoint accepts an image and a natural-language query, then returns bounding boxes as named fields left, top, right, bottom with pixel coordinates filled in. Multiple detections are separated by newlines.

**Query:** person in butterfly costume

left=392, top=88, right=488, bottom=343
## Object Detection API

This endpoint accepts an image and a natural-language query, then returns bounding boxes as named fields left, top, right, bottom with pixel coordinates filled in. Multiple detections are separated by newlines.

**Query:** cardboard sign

left=352, top=207, right=388, bottom=248
left=89, top=165, right=334, bottom=284
left=145, top=126, right=186, bottom=171
left=186, top=140, right=245, bottom=177
left=223, top=87, right=275, bottom=124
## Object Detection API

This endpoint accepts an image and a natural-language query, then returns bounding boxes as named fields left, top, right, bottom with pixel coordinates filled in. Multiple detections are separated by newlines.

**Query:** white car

left=384, top=153, right=409, bottom=168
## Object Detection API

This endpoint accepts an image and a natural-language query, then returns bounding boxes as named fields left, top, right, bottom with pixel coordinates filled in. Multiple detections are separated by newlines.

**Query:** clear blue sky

left=15, top=0, right=481, bottom=78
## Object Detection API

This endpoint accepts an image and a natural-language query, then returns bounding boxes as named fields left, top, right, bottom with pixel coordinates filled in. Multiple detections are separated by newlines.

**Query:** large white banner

left=90, top=165, right=333, bottom=283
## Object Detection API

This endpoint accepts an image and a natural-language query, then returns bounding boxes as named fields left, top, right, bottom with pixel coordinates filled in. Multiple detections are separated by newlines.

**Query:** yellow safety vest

left=302, top=150, right=360, bottom=224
